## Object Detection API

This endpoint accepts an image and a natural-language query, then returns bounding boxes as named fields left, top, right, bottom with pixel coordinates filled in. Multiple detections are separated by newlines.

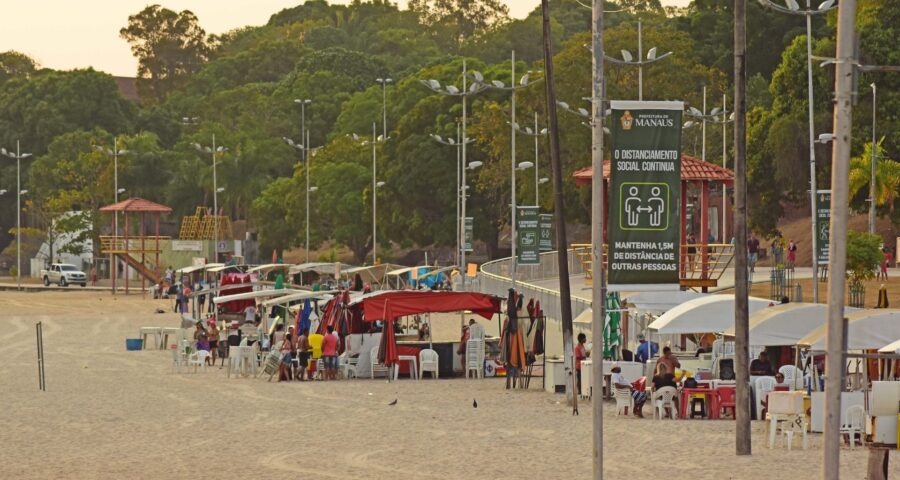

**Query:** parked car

left=41, top=264, right=87, bottom=287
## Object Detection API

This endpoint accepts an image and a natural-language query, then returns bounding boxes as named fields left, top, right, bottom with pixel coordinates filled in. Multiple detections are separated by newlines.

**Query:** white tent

left=799, top=309, right=900, bottom=350
left=878, top=338, right=900, bottom=353
left=624, top=290, right=706, bottom=315
left=648, top=294, right=771, bottom=334
left=213, top=288, right=304, bottom=304
left=723, top=303, right=858, bottom=346
left=260, top=290, right=337, bottom=308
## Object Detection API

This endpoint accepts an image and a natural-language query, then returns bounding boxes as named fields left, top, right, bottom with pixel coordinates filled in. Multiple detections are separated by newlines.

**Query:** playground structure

left=99, top=198, right=172, bottom=294
left=178, top=206, right=232, bottom=241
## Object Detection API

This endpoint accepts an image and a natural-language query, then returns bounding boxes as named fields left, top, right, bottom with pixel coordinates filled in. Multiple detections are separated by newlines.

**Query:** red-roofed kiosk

left=99, top=198, right=172, bottom=294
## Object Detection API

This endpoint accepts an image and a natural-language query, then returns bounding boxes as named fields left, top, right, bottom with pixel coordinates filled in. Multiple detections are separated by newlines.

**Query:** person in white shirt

left=611, top=363, right=648, bottom=418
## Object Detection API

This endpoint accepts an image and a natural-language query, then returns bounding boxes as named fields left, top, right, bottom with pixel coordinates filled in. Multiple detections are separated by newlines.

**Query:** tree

left=410, top=0, right=510, bottom=44
left=0, top=51, right=36, bottom=85
left=251, top=177, right=301, bottom=259
left=848, top=139, right=900, bottom=217
left=846, top=230, right=881, bottom=285
left=120, top=5, right=211, bottom=104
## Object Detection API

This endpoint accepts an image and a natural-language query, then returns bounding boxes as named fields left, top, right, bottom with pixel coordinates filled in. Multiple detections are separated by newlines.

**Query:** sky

left=0, top=1, right=690, bottom=77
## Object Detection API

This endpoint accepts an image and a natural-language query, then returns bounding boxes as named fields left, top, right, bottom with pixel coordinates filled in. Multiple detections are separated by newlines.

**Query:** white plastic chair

left=188, top=350, right=210, bottom=372
left=469, top=324, right=485, bottom=341
left=614, top=387, right=634, bottom=416
left=419, top=349, right=439, bottom=379
left=465, top=339, right=485, bottom=379
left=755, top=376, right=776, bottom=419
left=172, top=345, right=186, bottom=373
left=370, top=346, right=390, bottom=378
left=652, top=386, right=678, bottom=419
left=840, top=404, right=866, bottom=449
left=340, top=353, right=358, bottom=379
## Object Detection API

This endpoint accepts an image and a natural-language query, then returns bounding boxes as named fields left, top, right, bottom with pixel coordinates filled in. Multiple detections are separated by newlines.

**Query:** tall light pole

left=353, top=125, right=388, bottom=264
left=758, top=0, right=836, bottom=303
left=686, top=97, right=734, bottom=241
left=94, top=138, right=129, bottom=239
left=869, top=82, right=877, bottom=234
left=192, top=136, right=227, bottom=262
left=432, top=123, right=474, bottom=267
left=472, top=51, right=541, bottom=289
left=603, top=20, right=673, bottom=100
left=421, top=59, right=489, bottom=291
left=294, top=99, right=312, bottom=187
left=513, top=113, right=549, bottom=205
left=284, top=134, right=322, bottom=264
left=375, top=78, right=392, bottom=140
left=1, top=142, right=31, bottom=291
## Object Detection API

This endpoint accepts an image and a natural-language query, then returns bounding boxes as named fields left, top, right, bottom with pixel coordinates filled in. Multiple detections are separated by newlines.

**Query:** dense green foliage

left=0, top=0, right=898, bottom=264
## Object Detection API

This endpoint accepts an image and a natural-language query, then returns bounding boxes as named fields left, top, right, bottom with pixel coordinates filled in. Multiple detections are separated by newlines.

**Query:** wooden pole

left=540, top=0, right=576, bottom=407
left=733, top=0, right=752, bottom=456
left=590, top=0, right=605, bottom=476
left=824, top=1, right=856, bottom=477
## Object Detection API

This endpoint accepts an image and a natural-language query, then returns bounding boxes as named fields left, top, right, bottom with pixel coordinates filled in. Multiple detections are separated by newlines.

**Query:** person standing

left=656, top=346, right=681, bottom=375
left=771, top=236, right=784, bottom=266
left=787, top=240, right=797, bottom=270
left=575, top=333, right=588, bottom=391
left=635, top=334, right=659, bottom=363
left=321, top=325, right=339, bottom=380
left=747, top=233, right=760, bottom=273
left=295, top=328, right=310, bottom=381
left=686, top=233, right=697, bottom=274
left=278, top=333, right=293, bottom=382
left=878, top=248, right=893, bottom=281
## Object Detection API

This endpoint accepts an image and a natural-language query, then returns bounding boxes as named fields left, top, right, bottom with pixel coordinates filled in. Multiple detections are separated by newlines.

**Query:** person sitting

left=773, top=372, right=789, bottom=390
left=651, top=372, right=679, bottom=418
left=750, top=351, right=774, bottom=376
left=656, top=346, right=681, bottom=375
left=611, top=363, right=647, bottom=418
left=635, top=334, right=658, bottom=363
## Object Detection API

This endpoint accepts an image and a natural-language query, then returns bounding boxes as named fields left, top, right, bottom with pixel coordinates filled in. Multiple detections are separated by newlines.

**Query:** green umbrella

left=603, top=292, right=622, bottom=360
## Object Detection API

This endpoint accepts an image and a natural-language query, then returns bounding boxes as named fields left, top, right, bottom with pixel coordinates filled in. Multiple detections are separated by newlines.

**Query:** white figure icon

left=648, top=186, right=664, bottom=227
left=624, top=186, right=642, bottom=226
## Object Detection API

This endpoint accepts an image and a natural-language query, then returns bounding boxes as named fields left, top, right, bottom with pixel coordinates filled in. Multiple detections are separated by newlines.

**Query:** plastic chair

left=340, top=353, right=358, bottom=379
left=469, top=324, right=485, bottom=341
left=614, top=387, right=634, bottom=416
left=717, top=386, right=736, bottom=419
left=419, top=349, right=439, bottom=379
left=840, top=405, right=866, bottom=449
left=778, top=365, right=801, bottom=390
left=755, top=376, right=776, bottom=419
left=370, top=346, right=391, bottom=378
left=652, top=386, right=678, bottom=419
left=465, top=339, right=485, bottom=379
left=172, top=345, right=186, bottom=373
left=188, top=350, right=210, bottom=372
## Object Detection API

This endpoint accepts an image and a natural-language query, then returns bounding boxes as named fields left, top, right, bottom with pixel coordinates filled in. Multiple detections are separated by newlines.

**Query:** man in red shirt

left=575, top=333, right=588, bottom=391
left=321, top=325, right=339, bottom=380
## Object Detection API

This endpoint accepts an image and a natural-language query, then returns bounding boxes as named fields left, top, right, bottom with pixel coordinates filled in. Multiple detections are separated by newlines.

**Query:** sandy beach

left=1, top=289, right=897, bottom=479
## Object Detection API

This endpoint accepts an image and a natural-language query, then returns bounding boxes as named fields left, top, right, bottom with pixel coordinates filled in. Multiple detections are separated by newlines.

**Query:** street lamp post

left=1, top=141, right=32, bottom=291
left=375, top=78, right=393, bottom=140
left=284, top=134, right=323, bottom=263
left=192, top=136, right=228, bottom=263
left=758, top=0, right=837, bottom=303
left=472, top=51, right=541, bottom=290
left=421, top=59, right=489, bottom=291
left=431, top=124, right=474, bottom=266
left=94, top=138, right=129, bottom=239
left=603, top=20, right=673, bottom=101
left=686, top=95, right=735, bottom=241
left=513, top=113, right=549, bottom=205
left=353, top=125, right=388, bottom=264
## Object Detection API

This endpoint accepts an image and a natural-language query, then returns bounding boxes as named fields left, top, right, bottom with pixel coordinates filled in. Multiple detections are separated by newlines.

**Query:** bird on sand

left=388, top=399, right=398, bottom=406
left=473, top=399, right=478, bottom=408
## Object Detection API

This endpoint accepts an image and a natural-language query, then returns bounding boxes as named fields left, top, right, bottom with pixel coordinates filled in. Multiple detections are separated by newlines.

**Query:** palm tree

left=848, top=138, right=900, bottom=216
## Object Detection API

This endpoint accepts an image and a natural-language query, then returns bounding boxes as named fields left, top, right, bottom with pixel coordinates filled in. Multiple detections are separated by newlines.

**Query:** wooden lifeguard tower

left=571, top=155, right=736, bottom=291
left=99, top=198, right=172, bottom=294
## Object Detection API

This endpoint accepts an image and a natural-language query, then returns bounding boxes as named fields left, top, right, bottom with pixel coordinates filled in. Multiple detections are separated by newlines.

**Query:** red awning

left=360, top=291, right=501, bottom=322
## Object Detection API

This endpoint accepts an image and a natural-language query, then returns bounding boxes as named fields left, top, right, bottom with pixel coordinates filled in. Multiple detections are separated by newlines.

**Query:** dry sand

left=1, top=289, right=897, bottom=479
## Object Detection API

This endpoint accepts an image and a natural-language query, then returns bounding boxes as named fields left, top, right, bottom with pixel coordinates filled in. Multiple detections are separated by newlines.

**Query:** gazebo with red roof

left=99, top=198, right=172, bottom=294
left=572, top=155, right=735, bottom=289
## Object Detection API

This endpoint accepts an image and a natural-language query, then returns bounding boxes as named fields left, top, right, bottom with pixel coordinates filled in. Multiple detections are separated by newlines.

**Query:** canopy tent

left=648, top=294, right=771, bottom=334
left=288, top=262, right=353, bottom=275
left=722, top=303, right=859, bottom=346
left=357, top=290, right=501, bottom=322
left=247, top=263, right=292, bottom=274
left=260, top=290, right=337, bottom=308
left=623, top=290, right=706, bottom=316
left=799, top=309, right=900, bottom=350
left=213, top=288, right=305, bottom=304
left=879, top=338, right=900, bottom=353
left=208, top=264, right=248, bottom=273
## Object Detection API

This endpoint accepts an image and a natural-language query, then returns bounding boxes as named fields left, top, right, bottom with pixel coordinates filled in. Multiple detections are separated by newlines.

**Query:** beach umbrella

left=603, top=292, right=622, bottom=359
left=378, top=299, right=399, bottom=380
left=297, top=298, right=312, bottom=333
left=502, top=289, right=526, bottom=383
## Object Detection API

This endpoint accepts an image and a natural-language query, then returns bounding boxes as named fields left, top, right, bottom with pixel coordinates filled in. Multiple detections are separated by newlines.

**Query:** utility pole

left=824, top=0, right=856, bottom=477
left=722, top=94, right=728, bottom=241
left=869, top=82, right=876, bottom=235
left=590, top=0, right=605, bottom=476
left=511, top=51, right=518, bottom=291
left=540, top=0, right=576, bottom=407
left=733, top=0, right=752, bottom=456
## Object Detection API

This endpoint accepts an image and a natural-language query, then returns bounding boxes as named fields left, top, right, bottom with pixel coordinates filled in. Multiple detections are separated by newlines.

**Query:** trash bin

left=794, top=284, right=803, bottom=303
left=125, top=338, right=143, bottom=351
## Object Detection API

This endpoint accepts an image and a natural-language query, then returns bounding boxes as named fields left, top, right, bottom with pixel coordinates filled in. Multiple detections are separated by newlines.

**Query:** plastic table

left=680, top=388, right=718, bottom=419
